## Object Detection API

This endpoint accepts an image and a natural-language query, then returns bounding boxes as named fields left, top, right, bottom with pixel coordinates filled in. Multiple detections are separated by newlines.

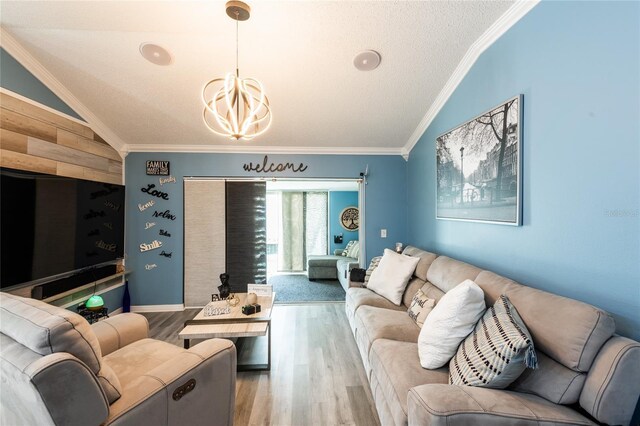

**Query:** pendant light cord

left=236, top=13, right=239, bottom=77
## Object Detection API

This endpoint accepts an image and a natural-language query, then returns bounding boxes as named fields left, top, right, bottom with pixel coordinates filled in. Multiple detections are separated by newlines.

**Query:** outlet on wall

left=380, top=229, right=387, bottom=238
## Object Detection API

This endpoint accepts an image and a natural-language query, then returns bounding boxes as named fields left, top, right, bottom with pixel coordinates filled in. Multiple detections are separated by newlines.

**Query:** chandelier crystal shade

left=202, top=1, right=272, bottom=141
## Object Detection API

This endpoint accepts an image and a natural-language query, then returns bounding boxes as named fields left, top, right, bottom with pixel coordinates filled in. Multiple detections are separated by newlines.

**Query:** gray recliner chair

left=0, top=292, right=236, bottom=426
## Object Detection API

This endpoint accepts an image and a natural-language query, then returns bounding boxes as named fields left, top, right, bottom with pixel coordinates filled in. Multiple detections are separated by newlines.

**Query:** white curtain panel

left=279, top=191, right=328, bottom=272
left=280, top=192, right=305, bottom=271
left=305, top=192, right=328, bottom=257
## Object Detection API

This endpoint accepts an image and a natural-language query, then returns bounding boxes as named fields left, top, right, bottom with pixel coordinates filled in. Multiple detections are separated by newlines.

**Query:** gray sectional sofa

left=307, top=241, right=360, bottom=290
left=346, top=246, right=640, bottom=426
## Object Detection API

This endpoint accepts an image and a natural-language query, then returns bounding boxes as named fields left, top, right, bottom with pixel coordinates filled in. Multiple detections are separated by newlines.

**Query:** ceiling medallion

left=202, top=1, right=272, bottom=141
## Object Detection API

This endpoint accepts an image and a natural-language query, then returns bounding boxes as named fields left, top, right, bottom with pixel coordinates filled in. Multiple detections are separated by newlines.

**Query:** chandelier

left=202, top=1, right=272, bottom=141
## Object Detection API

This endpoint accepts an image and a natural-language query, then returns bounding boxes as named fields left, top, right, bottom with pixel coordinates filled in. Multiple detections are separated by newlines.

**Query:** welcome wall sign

left=243, top=155, right=308, bottom=173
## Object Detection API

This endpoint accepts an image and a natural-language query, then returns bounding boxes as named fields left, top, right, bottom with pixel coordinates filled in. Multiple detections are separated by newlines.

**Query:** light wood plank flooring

left=141, top=303, right=380, bottom=426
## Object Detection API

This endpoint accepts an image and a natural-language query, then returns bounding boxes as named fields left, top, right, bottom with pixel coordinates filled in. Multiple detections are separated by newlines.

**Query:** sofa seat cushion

left=307, top=255, right=348, bottom=267
left=346, top=287, right=406, bottom=314
left=346, top=288, right=405, bottom=331
left=370, top=339, right=449, bottom=426
left=407, top=384, right=596, bottom=426
left=103, top=338, right=187, bottom=388
left=354, top=307, right=421, bottom=378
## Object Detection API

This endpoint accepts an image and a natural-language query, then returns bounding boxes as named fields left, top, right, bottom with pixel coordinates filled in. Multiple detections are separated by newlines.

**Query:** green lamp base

left=85, top=295, right=105, bottom=311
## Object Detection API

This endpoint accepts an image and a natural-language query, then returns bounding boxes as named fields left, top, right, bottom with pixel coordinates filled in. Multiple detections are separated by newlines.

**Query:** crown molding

left=402, top=0, right=540, bottom=159
left=126, top=143, right=404, bottom=156
left=0, top=27, right=127, bottom=157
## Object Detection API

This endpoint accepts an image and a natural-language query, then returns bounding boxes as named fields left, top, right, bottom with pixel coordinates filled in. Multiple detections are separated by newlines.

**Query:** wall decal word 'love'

left=141, top=183, right=170, bottom=200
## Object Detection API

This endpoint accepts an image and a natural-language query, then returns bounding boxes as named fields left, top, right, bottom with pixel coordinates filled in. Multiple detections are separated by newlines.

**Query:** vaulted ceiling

left=0, top=1, right=522, bottom=156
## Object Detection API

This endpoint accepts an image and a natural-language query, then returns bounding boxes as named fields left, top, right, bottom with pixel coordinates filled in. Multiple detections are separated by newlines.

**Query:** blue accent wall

left=125, top=153, right=406, bottom=306
left=407, top=1, right=640, bottom=340
left=329, top=191, right=359, bottom=254
left=0, top=48, right=84, bottom=121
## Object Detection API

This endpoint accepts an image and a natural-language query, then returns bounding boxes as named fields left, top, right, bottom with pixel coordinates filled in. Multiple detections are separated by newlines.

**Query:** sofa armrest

left=346, top=260, right=360, bottom=269
left=105, top=339, right=236, bottom=426
left=579, top=336, right=640, bottom=426
left=407, top=384, right=595, bottom=426
left=334, top=249, right=345, bottom=256
left=25, top=352, right=110, bottom=426
left=92, top=313, right=149, bottom=356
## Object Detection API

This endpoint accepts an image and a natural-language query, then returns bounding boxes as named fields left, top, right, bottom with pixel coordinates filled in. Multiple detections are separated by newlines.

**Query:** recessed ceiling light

left=139, top=43, right=173, bottom=66
left=354, top=50, right=381, bottom=71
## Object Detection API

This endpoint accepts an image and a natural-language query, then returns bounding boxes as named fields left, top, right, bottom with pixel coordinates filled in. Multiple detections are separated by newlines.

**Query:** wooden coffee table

left=179, top=293, right=275, bottom=371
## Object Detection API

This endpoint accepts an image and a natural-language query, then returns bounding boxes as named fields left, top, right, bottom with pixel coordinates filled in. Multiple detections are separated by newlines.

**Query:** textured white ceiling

left=0, top=1, right=514, bottom=154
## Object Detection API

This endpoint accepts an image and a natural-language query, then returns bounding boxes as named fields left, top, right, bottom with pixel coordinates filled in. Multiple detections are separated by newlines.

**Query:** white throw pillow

left=367, top=249, right=420, bottom=305
left=418, top=279, right=486, bottom=369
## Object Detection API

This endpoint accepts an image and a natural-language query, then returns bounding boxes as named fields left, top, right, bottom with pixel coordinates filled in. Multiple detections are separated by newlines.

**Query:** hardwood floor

left=141, top=303, right=380, bottom=426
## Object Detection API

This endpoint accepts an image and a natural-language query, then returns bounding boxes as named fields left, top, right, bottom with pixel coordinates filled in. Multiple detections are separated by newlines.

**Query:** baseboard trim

left=131, top=304, right=184, bottom=313
left=110, top=307, right=123, bottom=315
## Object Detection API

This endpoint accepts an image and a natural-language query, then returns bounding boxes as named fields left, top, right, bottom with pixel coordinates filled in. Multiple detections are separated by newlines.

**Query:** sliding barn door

left=184, top=179, right=266, bottom=307
left=225, top=181, right=267, bottom=292
left=184, top=179, right=226, bottom=307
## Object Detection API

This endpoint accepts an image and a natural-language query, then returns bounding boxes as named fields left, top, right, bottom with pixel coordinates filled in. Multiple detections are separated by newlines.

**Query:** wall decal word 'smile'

left=141, top=184, right=170, bottom=200
left=152, top=210, right=176, bottom=220
left=140, top=239, right=163, bottom=252
left=243, top=155, right=308, bottom=173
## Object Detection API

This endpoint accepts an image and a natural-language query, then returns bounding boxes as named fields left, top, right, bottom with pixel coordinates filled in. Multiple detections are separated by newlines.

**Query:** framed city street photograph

left=436, top=95, right=522, bottom=225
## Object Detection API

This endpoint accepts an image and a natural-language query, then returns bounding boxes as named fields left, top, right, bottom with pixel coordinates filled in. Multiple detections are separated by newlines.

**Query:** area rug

left=267, top=274, right=345, bottom=303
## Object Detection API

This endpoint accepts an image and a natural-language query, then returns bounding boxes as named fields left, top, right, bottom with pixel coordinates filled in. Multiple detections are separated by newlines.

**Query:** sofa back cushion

left=426, top=256, right=482, bottom=293
left=475, top=271, right=615, bottom=372
left=347, top=241, right=360, bottom=259
left=0, top=293, right=103, bottom=372
left=0, top=293, right=122, bottom=404
left=402, top=246, right=438, bottom=281
left=475, top=271, right=616, bottom=404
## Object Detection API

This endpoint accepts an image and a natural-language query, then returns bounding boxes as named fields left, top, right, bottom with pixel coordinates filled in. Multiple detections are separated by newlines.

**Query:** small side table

left=77, top=306, right=109, bottom=324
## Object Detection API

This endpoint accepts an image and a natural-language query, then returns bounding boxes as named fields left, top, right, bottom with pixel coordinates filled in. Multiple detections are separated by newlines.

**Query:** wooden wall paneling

left=0, top=92, right=93, bottom=139
left=56, top=162, right=122, bottom=185
left=0, top=92, right=122, bottom=185
left=0, top=108, right=57, bottom=142
left=108, top=160, right=123, bottom=174
left=27, top=136, right=111, bottom=171
left=57, top=129, right=121, bottom=161
left=0, top=128, right=28, bottom=153
left=0, top=149, right=57, bottom=175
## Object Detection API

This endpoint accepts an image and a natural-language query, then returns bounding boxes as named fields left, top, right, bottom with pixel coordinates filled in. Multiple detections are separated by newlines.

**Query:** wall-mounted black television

left=1, top=167, right=125, bottom=296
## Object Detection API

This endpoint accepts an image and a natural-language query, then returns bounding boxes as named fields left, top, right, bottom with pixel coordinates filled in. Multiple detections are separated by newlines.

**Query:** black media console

left=31, top=265, right=117, bottom=300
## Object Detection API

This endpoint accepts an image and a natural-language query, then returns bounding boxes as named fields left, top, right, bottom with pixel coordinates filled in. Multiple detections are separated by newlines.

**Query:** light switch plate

left=380, top=229, right=387, bottom=238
